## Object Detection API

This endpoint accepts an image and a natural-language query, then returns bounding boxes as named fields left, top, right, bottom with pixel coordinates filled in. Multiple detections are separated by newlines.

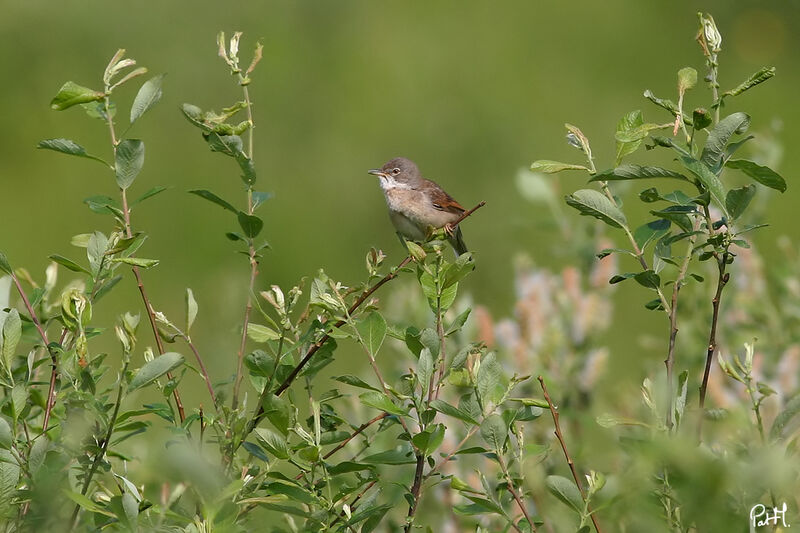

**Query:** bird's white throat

left=378, top=175, right=413, bottom=192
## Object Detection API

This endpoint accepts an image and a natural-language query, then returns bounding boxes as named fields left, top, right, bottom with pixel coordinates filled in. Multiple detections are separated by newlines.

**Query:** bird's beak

left=367, top=169, right=386, bottom=177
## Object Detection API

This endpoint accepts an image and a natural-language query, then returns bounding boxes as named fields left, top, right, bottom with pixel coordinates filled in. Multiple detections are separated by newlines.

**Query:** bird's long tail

left=448, top=226, right=468, bottom=256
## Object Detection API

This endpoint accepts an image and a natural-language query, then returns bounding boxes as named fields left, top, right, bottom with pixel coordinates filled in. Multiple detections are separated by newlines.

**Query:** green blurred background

left=1, top=2, right=798, bottom=404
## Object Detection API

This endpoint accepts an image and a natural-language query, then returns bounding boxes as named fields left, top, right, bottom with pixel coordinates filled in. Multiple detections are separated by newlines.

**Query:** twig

left=9, top=272, right=58, bottom=432
left=697, top=251, right=729, bottom=440
left=232, top=241, right=258, bottom=411
left=109, top=98, right=185, bottom=423
left=231, top=81, right=258, bottom=412
left=69, top=359, right=129, bottom=529
left=664, top=219, right=700, bottom=431
left=497, top=453, right=537, bottom=532
left=329, top=479, right=378, bottom=528
left=176, top=331, right=219, bottom=413
left=404, top=454, right=426, bottom=532
left=538, top=376, right=602, bottom=533
left=428, top=425, right=479, bottom=477
left=293, top=412, right=388, bottom=481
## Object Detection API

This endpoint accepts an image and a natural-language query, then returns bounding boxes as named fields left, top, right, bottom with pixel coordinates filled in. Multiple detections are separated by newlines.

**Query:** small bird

left=368, top=157, right=468, bottom=255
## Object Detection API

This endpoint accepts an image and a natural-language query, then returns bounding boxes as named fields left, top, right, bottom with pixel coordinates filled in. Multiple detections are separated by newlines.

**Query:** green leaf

left=412, top=424, right=445, bottom=456
left=236, top=152, right=256, bottom=185
left=634, top=270, right=661, bottom=289
left=359, top=391, right=409, bottom=417
left=480, top=414, right=507, bottom=451
left=261, top=395, right=292, bottom=435
left=129, top=352, right=184, bottom=390
left=237, top=212, right=263, bottom=238
left=49, top=254, right=91, bottom=275
left=725, top=159, right=787, bottom=193
left=633, top=219, right=671, bottom=251
left=530, top=160, right=589, bottom=174
left=643, top=89, right=679, bottom=117
left=722, top=67, right=775, bottom=98
left=332, top=375, right=380, bottom=392
left=678, top=157, right=728, bottom=218
left=677, top=67, right=697, bottom=91
left=115, top=139, right=145, bottom=190
left=725, top=185, right=756, bottom=221
left=205, top=132, right=243, bottom=156
left=361, top=447, right=416, bottom=465
left=252, top=191, right=273, bottom=210
left=613, top=123, right=669, bottom=143
left=63, top=489, right=112, bottom=515
left=546, top=475, right=584, bottom=513
left=418, top=348, right=434, bottom=396
left=609, top=273, right=636, bottom=285
left=253, top=428, right=289, bottom=461
left=1, top=310, right=21, bottom=373
left=445, top=308, right=471, bottom=336
left=131, top=186, right=168, bottom=206
left=49, top=81, right=105, bottom=110
left=565, top=189, right=627, bottom=229
left=701, top=112, right=750, bottom=172
left=769, top=395, right=800, bottom=442
left=188, top=189, right=237, bottom=213
left=184, top=288, right=197, bottom=332
left=649, top=205, right=695, bottom=233
left=615, top=110, right=644, bottom=165
left=37, top=139, right=110, bottom=166
left=476, top=352, right=504, bottom=408
left=247, top=323, right=281, bottom=342
left=429, top=399, right=480, bottom=425
left=130, top=73, right=165, bottom=124
left=509, top=397, right=550, bottom=409
left=443, top=252, right=475, bottom=288
left=0, top=252, right=10, bottom=275
left=650, top=135, right=691, bottom=158
left=591, top=165, right=689, bottom=182
left=111, top=257, right=159, bottom=269
left=0, top=419, right=11, bottom=450
left=356, top=312, right=386, bottom=356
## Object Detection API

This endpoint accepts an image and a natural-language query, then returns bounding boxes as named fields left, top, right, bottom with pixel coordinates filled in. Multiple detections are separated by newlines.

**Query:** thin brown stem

left=428, top=425, right=479, bottom=477
left=404, top=453, right=426, bottom=532
left=9, top=273, right=57, bottom=432
left=293, top=412, right=388, bottom=482
left=329, top=480, right=378, bottom=528
left=497, top=455, right=537, bottom=532
left=180, top=333, right=218, bottom=412
left=431, top=260, right=447, bottom=402
left=232, top=245, right=258, bottom=411
left=231, top=80, right=258, bottom=411
left=664, top=219, right=699, bottom=431
left=538, top=376, right=602, bottom=533
left=697, top=252, right=729, bottom=441
left=108, top=97, right=185, bottom=423
left=70, top=359, right=129, bottom=529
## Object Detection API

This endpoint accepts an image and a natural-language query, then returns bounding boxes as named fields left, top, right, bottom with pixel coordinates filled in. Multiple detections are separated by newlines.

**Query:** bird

left=367, top=157, right=468, bottom=256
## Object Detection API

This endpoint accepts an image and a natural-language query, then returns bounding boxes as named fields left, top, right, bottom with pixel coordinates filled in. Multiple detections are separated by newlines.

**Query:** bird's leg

left=442, top=223, right=455, bottom=237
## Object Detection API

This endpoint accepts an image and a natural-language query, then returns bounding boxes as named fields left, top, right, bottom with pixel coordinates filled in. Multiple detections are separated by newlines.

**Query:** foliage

left=0, top=14, right=797, bottom=533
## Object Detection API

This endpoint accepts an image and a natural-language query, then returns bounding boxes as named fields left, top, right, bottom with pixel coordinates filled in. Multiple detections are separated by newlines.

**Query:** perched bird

left=368, top=157, right=468, bottom=255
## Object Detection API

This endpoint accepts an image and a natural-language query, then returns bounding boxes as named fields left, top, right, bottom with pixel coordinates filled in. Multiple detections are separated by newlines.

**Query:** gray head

left=368, top=157, right=422, bottom=187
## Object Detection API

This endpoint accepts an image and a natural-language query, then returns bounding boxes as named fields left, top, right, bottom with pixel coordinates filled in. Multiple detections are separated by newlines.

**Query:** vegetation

left=0, top=13, right=796, bottom=532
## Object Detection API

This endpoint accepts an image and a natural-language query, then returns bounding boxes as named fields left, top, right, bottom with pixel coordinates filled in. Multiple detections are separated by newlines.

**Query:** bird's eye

left=391, top=168, right=401, bottom=175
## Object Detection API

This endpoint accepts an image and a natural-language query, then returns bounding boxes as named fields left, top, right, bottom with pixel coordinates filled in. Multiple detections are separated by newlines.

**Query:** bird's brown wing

left=422, top=178, right=465, bottom=214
